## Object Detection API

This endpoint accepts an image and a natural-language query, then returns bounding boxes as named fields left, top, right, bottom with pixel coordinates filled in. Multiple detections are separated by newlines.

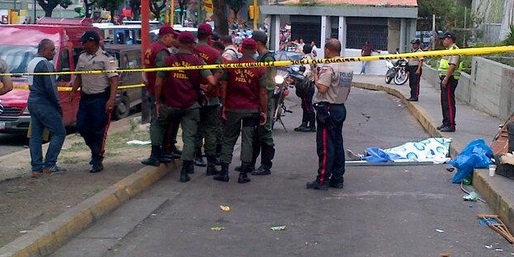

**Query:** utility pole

left=140, top=0, right=150, bottom=123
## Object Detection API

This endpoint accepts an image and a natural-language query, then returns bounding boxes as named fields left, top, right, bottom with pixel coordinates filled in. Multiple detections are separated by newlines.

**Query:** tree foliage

left=37, top=0, right=73, bottom=17
left=417, top=0, right=470, bottom=32
left=226, top=0, right=246, bottom=21
left=97, top=0, right=124, bottom=23
left=150, top=0, right=166, bottom=21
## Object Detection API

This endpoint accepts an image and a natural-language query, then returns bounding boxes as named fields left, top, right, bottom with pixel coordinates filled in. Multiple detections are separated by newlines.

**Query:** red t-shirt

left=224, top=57, right=266, bottom=110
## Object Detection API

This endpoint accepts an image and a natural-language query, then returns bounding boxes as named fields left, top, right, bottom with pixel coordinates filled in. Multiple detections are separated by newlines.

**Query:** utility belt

left=313, top=102, right=344, bottom=123
left=439, top=75, right=458, bottom=81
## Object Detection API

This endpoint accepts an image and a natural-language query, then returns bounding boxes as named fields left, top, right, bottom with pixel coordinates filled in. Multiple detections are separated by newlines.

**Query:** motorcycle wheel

left=394, top=69, right=408, bottom=85
left=385, top=68, right=394, bottom=84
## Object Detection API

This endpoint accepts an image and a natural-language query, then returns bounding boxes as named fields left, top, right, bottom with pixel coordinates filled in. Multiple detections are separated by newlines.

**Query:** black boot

left=215, top=144, right=222, bottom=165
left=294, top=122, right=307, bottom=132
left=306, top=179, right=328, bottom=190
left=238, top=164, right=252, bottom=184
left=180, top=161, right=193, bottom=182
left=206, top=155, right=220, bottom=176
left=213, top=163, right=229, bottom=182
left=194, top=148, right=206, bottom=167
left=141, top=145, right=161, bottom=166
left=171, top=144, right=182, bottom=157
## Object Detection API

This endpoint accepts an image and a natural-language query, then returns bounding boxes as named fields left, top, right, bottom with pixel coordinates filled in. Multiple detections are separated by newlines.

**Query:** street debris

left=211, top=226, right=225, bottom=231
left=436, top=229, right=444, bottom=233
left=446, top=167, right=454, bottom=172
left=463, top=192, right=479, bottom=202
left=495, top=248, right=504, bottom=252
left=477, top=214, right=514, bottom=244
left=126, top=140, right=151, bottom=145
left=270, top=226, right=286, bottom=231
left=485, top=245, right=493, bottom=249
left=220, top=205, right=231, bottom=212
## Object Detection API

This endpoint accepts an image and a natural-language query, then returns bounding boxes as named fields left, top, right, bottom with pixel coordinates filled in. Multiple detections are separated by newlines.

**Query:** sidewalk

left=353, top=74, right=514, bottom=233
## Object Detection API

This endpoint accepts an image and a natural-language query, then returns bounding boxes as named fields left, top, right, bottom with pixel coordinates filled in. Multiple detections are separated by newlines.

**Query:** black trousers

left=407, top=65, right=422, bottom=99
left=440, top=76, right=459, bottom=128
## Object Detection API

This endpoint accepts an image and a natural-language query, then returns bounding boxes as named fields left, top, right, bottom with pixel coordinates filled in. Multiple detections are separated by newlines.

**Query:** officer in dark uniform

left=306, top=39, right=353, bottom=190
left=249, top=30, right=276, bottom=176
left=153, top=32, right=217, bottom=182
left=406, top=39, right=424, bottom=101
left=437, top=32, right=461, bottom=133
left=70, top=30, right=119, bottom=173
left=194, top=23, right=223, bottom=176
left=214, top=38, right=268, bottom=183
left=141, top=26, right=181, bottom=166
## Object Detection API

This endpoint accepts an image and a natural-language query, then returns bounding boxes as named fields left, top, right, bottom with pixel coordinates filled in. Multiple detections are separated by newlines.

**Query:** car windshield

left=0, top=45, right=38, bottom=74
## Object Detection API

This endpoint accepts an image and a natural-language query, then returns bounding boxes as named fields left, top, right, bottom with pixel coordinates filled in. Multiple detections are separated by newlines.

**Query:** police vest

left=144, top=42, right=169, bottom=95
left=438, top=44, right=464, bottom=79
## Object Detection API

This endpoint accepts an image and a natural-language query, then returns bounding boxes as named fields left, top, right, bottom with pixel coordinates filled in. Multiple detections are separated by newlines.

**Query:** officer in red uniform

left=141, top=26, right=181, bottom=166
left=214, top=38, right=268, bottom=183
left=153, top=32, right=217, bottom=182
left=193, top=23, right=224, bottom=176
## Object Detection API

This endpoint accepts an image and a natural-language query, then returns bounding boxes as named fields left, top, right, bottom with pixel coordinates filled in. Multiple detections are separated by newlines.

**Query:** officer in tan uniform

left=70, top=30, right=119, bottom=173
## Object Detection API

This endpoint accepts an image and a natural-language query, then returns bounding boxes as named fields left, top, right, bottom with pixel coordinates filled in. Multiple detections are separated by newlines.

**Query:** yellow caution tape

left=13, top=83, right=145, bottom=91
left=2, top=46, right=513, bottom=77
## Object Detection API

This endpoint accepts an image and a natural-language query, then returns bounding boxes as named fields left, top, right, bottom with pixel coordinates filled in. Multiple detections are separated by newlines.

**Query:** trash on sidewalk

left=477, top=214, right=514, bottom=244
left=450, top=139, right=493, bottom=184
left=270, top=225, right=286, bottom=231
left=346, top=138, right=451, bottom=166
left=460, top=182, right=486, bottom=203
left=463, top=192, right=479, bottom=201
left=220, top=205, right=231, bottom=212
left=436, top=229, right=444, bottom=233
left=211, top=226, right=225, bottom=231
left=126, top=140, right=151, bottom=145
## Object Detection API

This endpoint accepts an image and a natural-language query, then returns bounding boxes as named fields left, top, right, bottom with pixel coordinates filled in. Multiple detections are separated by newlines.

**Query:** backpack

left=295, top=77, right=313, bottom=98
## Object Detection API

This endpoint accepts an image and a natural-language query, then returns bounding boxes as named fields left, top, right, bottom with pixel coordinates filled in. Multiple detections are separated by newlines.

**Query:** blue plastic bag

left=450, top=138, right=493, bottom=184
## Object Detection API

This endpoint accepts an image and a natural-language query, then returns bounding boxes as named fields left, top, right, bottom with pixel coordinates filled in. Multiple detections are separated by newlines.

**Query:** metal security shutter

left=290, top=15, right=321, bottom=48
left=346, top=17, right=388, bottom=50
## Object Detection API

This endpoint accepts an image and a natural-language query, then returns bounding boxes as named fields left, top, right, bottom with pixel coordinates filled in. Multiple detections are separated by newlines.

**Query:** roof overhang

left=260, top=5, right=418, bottom=19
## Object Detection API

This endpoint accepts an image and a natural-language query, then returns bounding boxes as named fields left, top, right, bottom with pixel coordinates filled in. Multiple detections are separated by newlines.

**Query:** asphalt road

left=0, top=133, right=28, bottom=156
left=51, top=88, right=514, bottom=257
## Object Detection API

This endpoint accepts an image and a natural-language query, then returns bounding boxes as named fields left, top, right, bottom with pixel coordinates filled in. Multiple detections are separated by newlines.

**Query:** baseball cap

left=79, top=30, right=100, bottom=43
left=159, top=26, right=178, bottom=36
left=178, top=31, right=196, bottom=44
left=439, top=32, right=456, bottom=40
left=198, top=23, right=213, bottom=35
left=251, top=31, right=268, bottom=44
left=411, top=39, right=421, bottom=44
left=241, top=38, right=257, bottom=50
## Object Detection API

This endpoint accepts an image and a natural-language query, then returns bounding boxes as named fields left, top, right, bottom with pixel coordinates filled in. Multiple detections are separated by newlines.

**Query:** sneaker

left=299, top=126, right=316, bottom=132
left=306, top=180, right=328, bottom=190
left=43, top=166, right=67, bottom=174
left=31, top=171, right=43, bottom=178
left=439, top=126, right=455, bottom=132
left=294, top=125, right=307, bottom=132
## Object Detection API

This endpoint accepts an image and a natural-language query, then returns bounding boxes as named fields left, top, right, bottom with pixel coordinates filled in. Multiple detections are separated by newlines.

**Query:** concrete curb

left=0, top=162, right=177, bottom=257
left=353, top=81, right=514, bottom=234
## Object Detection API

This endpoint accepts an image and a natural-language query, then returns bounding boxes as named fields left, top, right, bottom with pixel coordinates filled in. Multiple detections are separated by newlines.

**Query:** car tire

left=113, top=95, right=130, bottom=120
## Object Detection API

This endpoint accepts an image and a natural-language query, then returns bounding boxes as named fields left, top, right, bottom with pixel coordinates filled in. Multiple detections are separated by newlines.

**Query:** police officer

left=214, top=38, right=268, bottom=183
left=194, top=23, right=223, bottom=176
left=406, top=39, right=424, bottom=101
left=437, top=32, right=461, bottom=133
left=248, top=30, right=276, bottom=176
left=153, top=31, right=216, bottom=182
left=70, top=30, right=119, bottom=173
left=306, top=38, right=353, bottom=190
left=141, top=26, right=181, bottom=166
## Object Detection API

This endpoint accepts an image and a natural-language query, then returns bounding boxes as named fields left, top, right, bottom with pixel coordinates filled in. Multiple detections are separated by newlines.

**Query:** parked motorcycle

left=271, top=67, right=295, bottom=130
left=385, top=58, right=409, bottom=85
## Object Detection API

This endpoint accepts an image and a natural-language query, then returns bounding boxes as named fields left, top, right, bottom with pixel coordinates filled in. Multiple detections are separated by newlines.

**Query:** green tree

left=37, top=0, right=73, bottom=17
left=226, top=0, right=246, bottom=21
left=212, top=0, right=228, bottom=35
left=97, top=0, right=124, bottom=23
left=150, top=0, right=166, bottom=23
